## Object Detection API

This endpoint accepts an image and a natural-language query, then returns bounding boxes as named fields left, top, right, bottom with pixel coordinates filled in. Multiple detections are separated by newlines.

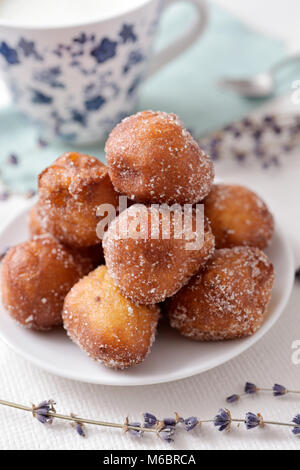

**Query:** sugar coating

left=63, top=266, right=160, bottom=369
left=103, top=204, right=215, bottom=304
left=28, top=205, right=104, bottom=268
left=204, top=184, right=274, bottom=249
left=167, top=246, right=275, bottom=341
left=37, top=152, right=118, bottom=247
left=1, top=234, right=93, bottom=331
left=105, top=110, right=214, bottom=205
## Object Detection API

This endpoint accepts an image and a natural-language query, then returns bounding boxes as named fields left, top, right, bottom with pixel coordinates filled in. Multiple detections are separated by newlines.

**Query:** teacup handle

left=146, top=0, right=208, bottom=77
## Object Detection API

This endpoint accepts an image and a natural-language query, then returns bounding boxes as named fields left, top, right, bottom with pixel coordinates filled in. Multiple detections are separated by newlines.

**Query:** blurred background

left=0, top=0, right=300, bottom=194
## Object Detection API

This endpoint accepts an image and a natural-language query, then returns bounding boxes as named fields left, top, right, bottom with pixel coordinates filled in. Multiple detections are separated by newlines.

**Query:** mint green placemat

left=0, top=3, right=287, bottom=193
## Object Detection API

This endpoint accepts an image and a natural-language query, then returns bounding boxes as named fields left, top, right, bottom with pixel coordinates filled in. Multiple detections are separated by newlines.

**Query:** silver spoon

left=219, top=53, right=300, bottom=98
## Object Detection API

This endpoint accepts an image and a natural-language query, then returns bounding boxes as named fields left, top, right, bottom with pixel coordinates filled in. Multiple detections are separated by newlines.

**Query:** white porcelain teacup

left=0, top=0, right=208, bottom=144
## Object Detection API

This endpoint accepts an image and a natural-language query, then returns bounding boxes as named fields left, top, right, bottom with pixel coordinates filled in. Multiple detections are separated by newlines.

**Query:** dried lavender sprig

left=198, top=112, right=300, bottom=170
left=0, top=399, right=299, bottom=440
left=70, top=413, right=85, bottom=437
left=221, top=418, right=298, bottom=428
left=214, top=409, right=300, bottom=433
left=226, top=383, right=300, bottom=403
left=0, top=399, right=156, bottom=435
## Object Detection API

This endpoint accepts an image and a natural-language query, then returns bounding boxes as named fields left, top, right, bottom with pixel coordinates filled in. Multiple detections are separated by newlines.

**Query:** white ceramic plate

left=0, top=204, right=294, bottom=386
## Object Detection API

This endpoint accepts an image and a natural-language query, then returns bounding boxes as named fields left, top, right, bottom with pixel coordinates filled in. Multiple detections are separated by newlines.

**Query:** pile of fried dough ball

left=1, top=110, right=275, bottom=369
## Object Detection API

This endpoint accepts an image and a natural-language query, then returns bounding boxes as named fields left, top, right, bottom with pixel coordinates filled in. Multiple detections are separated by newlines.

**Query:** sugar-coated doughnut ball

left=105, top=110, right=214, bottom=204
left=167, top=246, right=274, bottom=341
left=29, top=204, right=104, bottom=268
left=37, top=152, right=119, bottom=247
left=63, top=266, right=160, bottom=369
left=204, top=184, right=274, bottom=249
left=103, top=204, right=215, bottom=304
left=1, top=235, right=93, bottom=330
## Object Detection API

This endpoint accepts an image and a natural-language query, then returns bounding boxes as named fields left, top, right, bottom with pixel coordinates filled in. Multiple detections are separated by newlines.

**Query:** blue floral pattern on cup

left=0, top=0, right=161, bottom=144
left=0, top=0, right=208, bottom=144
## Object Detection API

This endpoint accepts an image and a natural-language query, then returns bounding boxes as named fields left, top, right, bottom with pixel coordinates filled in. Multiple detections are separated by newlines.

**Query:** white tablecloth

left=0, top=95, right=299, bottom=450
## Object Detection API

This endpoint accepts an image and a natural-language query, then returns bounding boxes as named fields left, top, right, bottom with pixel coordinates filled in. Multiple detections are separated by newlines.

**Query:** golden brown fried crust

left=1, top=235, right=92, bottom=331
left=63, top=266, right=160, bottom=369
left=37, top=152, right=119, bottom=247
left=204, top=184, right=274, bottom=249
left=167, top=246, right=275, bottom=341
left=29, top=203, right=104, bottom=268
left=105, top=110, right=214, bottom=204
left=103, top=205, right=215, bottom=304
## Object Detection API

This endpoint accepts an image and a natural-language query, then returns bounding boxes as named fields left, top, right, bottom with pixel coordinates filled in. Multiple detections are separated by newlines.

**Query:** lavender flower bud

left=24, top=189, right=36, bottom=199
left=35, top=413, right=49, bottom=424
left=253, top=129, right=262, bottom=140
left=143, top=412, right=157, bottom=428
left=32, top=399, right=56, bottom=424
left=245, top=412, right=263, bottom=430
left=245, top=382, right=257, bottom=395
left=75, top=423, right=85, bottom=437
left=226, top=394, right=240, bottom=404
left=128, top=422, right=143, bottom=437
left=35, top=407, right=50, bottom=416
left=163, top=418, right=176, bottom=427
left=183, top=417, right=198, bottom=432
left=273, top=384, right=287, bottom=397
left=37, top=137, right=48, bottom=148
left=292, top=427, right=300, bottom=436
left=293, top=414, right=300, bottom=425
left=263, top=115, right=275, bottom=124
left=0, top=247, right=9, bottom=261
left=214, top=409, right=231, bottom=432
left=292, top=415, right=300, bottom=435
left=35, top=399, right=56, bottom=412
left=7, top=154, right=19, bottom=165
left=272, top=125, right=282, bottom=135
left=0, top=191, right=10, bottom=201
left=159, top=426, right=175, bottom=443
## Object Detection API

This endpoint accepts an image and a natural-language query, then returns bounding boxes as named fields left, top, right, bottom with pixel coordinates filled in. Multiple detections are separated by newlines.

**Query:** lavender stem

left=0, top=398, right=156, bottom=433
